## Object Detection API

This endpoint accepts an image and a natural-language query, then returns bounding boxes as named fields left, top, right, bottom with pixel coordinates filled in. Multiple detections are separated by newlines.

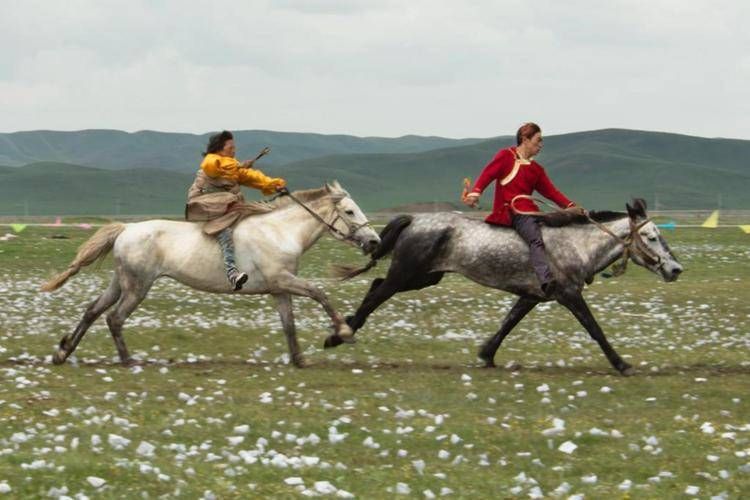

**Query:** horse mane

left=252, top=184, right=348, bottom=212
left=587, top=210, right=628, bottom=223
left=542, top=210, right=627, bottom=227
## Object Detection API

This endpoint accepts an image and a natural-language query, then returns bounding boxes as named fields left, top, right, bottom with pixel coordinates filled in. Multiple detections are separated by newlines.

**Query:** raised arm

left=238, top=168, right=286, bottom=195
left=463, top=149, right=513, bottom=207
left=201, top=154, right=242, bottom=181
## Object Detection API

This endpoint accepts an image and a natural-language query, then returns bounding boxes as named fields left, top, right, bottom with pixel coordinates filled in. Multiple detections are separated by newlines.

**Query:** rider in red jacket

left=464, top=123, right=585, bottom=296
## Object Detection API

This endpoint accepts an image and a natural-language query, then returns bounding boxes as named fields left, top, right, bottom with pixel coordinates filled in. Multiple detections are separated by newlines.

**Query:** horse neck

left=585, top=217, right=631, bottom=274
left=281, top=196, right=337, bottom=252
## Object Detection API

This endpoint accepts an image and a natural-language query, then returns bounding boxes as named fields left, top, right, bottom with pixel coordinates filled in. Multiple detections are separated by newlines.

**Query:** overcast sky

left=2, top=0, right=748, bottom=139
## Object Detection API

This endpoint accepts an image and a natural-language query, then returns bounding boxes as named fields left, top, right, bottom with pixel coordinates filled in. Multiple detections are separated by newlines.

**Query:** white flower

left=558, top=441, right=577, bottom=454
left=86, top=476, right=106, bottom=488
left=136, top=441, right=156, bottom=457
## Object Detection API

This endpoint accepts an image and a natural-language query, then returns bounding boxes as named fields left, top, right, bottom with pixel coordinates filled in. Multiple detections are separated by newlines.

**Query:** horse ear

left=627, top=198, right=647, bottom=218
left=626, top=202, right=635, bottom=218
left=325, top=182, right=332, bottom=193
left=634, top=198, right=647, bottom=215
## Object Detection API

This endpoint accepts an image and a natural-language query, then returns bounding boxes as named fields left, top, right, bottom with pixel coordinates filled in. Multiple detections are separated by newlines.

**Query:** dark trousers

left=512, top=214, right=554, bottom=285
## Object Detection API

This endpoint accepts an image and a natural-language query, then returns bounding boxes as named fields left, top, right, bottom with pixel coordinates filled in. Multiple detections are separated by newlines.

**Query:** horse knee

left=106, top=313, right=123, bottom=331
left=82, top=308, right=98, bottom=323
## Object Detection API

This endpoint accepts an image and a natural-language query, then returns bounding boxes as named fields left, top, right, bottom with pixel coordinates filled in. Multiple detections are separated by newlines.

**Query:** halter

left=509, top=194, right=663, bottom=277
left=599, top=218, right=663, bottom=277
left=283, top=190, right=373, bottom=244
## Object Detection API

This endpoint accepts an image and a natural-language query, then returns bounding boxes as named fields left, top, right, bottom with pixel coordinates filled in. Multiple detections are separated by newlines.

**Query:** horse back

left=113, top=220, right=213, bottom=271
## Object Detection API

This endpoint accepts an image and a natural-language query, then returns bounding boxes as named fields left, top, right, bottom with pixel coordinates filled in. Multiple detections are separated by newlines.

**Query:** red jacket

left=471, top=147, right=573, bottom=226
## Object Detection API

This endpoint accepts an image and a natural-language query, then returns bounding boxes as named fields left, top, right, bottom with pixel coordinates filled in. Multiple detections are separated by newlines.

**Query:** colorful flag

left=700, top=210, right=719, bottom=228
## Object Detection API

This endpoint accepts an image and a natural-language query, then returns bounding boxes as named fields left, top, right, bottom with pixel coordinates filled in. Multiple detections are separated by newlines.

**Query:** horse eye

left=345, top=210, right=355, bottom=216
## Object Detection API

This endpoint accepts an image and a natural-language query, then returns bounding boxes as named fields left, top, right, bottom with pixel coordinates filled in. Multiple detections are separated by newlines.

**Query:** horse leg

left=105, top=273, right=153, bottom=366
left=269, top=271, right=353, bottom=343
left=53, top=275, right=122, bottom=365
left=272, top=293, right=306, bottom=368
left=326, top=270, right=444, bottom=349
left=477, top=296, right=539, bottom=368
left=343, top=277, right=384, bottom=327
left=557, top=291, right=633, bottom=375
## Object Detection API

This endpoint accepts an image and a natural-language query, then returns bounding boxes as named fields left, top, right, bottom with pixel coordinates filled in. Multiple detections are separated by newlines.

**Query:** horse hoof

left=52, top=349, right=67, bottom=365
left=122, top=358, right=141, bottom=367
left=620, top=365, right=635, bottom=377
left=477, top=347, right=493, bottom=366
left=323, top=335, right=344, bottom=349
left=292, top=356, right=308, bottom=368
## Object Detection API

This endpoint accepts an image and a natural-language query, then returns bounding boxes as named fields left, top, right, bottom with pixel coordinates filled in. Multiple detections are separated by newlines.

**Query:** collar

left=511, top=147, right=534, bottom=163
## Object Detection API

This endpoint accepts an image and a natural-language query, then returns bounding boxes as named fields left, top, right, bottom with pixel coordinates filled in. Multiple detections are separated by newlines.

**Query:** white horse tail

left=41, top=223, right=127, bottom=292
left=333, top=215, right=413, bottom=280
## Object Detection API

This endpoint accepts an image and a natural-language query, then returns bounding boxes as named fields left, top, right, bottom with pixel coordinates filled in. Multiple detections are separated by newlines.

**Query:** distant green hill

left=0, top=129, right=747, bottom=215
left=276, top=129, right=750, bottom=211
left=0, top=162, right=194, bottom=216
left=0, top=129, right=484, bottom=171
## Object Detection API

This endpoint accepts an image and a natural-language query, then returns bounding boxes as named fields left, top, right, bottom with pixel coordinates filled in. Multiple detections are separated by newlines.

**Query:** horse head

left=324, top=181, right=381, bottom=255
left=625, top=198, right=683, bottom=282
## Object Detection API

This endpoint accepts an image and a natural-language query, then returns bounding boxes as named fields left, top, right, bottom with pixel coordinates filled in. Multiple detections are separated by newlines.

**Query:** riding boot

left=216, top=228, right=248, bottom=291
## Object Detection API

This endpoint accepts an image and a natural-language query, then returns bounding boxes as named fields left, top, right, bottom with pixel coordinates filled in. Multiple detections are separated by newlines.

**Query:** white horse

left=42, top=182, right=380, bottom=367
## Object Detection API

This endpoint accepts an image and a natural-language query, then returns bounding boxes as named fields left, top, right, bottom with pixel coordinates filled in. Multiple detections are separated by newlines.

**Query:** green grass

left=0, top=224, right=748, bottom=498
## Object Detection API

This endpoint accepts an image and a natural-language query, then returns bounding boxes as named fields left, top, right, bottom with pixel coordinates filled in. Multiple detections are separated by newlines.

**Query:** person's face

left=523, top=132, right=543, bottom=156
left=219, top=139, right=236, bottom=157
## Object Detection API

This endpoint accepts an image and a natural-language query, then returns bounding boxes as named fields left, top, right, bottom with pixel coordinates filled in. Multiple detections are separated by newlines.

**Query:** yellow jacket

left=200, top=153, right=286, bottom=195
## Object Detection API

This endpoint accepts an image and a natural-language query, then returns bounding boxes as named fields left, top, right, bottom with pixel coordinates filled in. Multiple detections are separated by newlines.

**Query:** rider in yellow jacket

left=186, top=130, right=286, bottom=291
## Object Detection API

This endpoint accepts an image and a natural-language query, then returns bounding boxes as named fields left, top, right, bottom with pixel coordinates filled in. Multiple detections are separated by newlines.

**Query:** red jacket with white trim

left=471, top=147, right=573, bottom=226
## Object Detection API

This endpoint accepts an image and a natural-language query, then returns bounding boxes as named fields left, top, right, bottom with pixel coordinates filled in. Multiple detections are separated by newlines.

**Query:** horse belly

left=447, top=236, right=535, bottom=289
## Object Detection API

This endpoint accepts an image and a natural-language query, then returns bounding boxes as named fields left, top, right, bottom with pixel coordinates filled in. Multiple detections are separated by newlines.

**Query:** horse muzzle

left=661, top=262, right=683, bottom=282
left=362, top=238, right=380, bottom=255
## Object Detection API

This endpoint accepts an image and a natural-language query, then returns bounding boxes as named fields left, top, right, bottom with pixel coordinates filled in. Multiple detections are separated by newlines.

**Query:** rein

left=282, top=190, right=371, bottom=243
left=510, top=195, right=662, bottom=277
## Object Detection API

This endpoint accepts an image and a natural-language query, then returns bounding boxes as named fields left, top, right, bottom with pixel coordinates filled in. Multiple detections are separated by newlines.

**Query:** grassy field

left=1, top=222, right=749, bottom=498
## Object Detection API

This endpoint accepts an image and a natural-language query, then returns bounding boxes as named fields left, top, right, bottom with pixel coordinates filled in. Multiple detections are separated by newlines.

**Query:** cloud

left=1, top=0, right=748, bottom=138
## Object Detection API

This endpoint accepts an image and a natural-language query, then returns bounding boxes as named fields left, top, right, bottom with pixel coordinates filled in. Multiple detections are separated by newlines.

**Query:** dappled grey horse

left=41, top=182, right=380, bottom=367
left=326, top=199, right=683, bottom=375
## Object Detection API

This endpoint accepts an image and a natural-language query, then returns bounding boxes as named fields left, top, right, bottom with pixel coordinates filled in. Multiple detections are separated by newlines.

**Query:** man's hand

left=257, top=146, right=271, bottom=158
left=276, top=186, right=289, bottom=195
left=565, top=204, right=588, bottom=217
left=463, top=192, right=480, bottom=208
left=240, top=159, right=253, bottom=168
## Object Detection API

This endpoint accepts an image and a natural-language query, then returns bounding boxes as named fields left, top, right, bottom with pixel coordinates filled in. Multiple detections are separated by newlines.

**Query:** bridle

left=282, top=190, right=373, bottom=244
left=593, top=218, right=663, bottom=277
left=510, top=194, right=664, bottom=277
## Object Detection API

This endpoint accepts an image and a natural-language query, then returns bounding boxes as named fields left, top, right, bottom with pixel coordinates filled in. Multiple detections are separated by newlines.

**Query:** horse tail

left=332, top=215, right=413, bottom=280
left=40, top=223, right=126, bottom=292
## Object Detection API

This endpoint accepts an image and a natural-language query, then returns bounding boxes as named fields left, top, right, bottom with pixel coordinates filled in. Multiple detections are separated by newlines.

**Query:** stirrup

left=228, top=271, right=248, bottom=291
